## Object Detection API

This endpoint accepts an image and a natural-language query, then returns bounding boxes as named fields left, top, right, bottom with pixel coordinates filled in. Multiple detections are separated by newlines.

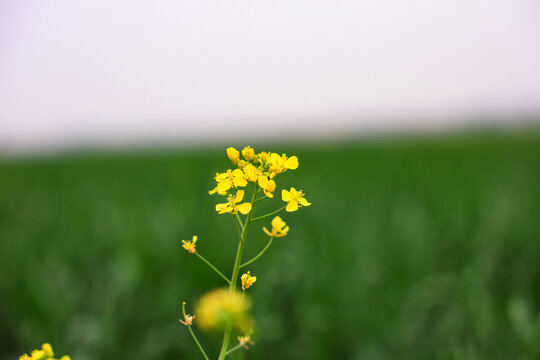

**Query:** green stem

left=182, top=302, right=210, bottom=360
left=195, top=252, right=231, bottom=285
left=251, top=204, right=287, bottom=222
left=218, top=188, right=260, bottom=360
left=254, top=195, right=268, bottom=203
left=225, top=342, right=245, bottom=356
left=232, top=214, right=243, bottom=238
left=240, top=237, right=274, bottom=269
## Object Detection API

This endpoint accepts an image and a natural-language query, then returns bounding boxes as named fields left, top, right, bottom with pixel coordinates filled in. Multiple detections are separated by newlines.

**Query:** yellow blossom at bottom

left=195, top=288, right=253, bottom=332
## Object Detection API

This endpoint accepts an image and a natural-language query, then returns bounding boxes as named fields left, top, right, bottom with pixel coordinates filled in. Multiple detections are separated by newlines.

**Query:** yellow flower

left=282, top=187, right=311, bottom=212
left=181, top=236, right=197, bottom=254
left=60, top=357, right=71, bottom=360
left=268, top=153, right=299, bottom=177
left=195, top=288, right=253, bottom=332
left=215, top=190, right=252, bottom=215
left=263, top=216, right=289, bottom=237
left=243, top=164, right=260, bottom=183
left=242, top=146, right=255, bottom=161
left=241, top=271, right=257, bottom=290
left=41, top=343, right=53, bottom=357
left=238, top=332, right=254, bottom=349
left=255, top=151, right=270, bottom=165
left=227, top=147, right=240, bottom=165
left=31, top=350, right=44, bottom=360
left=257, top=175, right=276, bottom=198
left=180, top=313, right=195, bottom=326
left=19, top=355, right=31, bottom=360
left=209, top=169, right=247, bottom=195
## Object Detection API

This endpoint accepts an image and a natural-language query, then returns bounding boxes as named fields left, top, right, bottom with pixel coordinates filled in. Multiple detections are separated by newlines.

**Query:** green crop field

left=1, top=132, right=540, bottom=359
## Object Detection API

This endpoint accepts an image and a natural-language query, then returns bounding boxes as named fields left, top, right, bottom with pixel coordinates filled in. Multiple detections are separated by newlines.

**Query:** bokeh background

left=1, top=1, right=540, bottom=359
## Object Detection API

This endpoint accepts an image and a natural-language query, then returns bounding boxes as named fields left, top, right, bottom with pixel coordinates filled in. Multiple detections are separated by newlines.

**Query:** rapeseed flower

left=19, top=355, right=30, bottom=360
left=242, top=146, right=255, bottom=161
left=182, top=236, right=197, bottom=254
left=31, top=350, right=45, bottom=359
left=42, top=343, right=53, bottom=357
left=215, top=190, right=252, bottom=215
left=227, top=147, right=240, bottom=165
left=243, top=164, right=260, bottom=182
left=282, top=187, right=311, bottom=212
left=238, top=332, right=254, bottom=349
left=180, top=313, right=195, bottom=326
left=241, top=272, right=257, bottom=290
left=257, top=175, right=276, bottom=198
left=195, top=288, right=253, bottom=332
left=268, top=153, right=299, bottom=177
left=263, top=216, right=289, bottom=237
left=209, top=169, right=247, bottom=195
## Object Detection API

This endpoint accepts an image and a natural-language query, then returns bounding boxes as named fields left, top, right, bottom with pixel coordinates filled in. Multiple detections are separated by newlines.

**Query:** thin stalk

left=232, top=215, right=243, bottom=238
left=225, top=342, right=245, bottom=356
left=218, top=188, right=260, bottom=360
left=182, top=302, right=210, bottom=360
left=240, top=237, right=274, bottom=269
left=251, top=204, right=287, bottom=222
left=254, top=195, right=268, bottom=203
left=195, top=252, right=231, bottom=285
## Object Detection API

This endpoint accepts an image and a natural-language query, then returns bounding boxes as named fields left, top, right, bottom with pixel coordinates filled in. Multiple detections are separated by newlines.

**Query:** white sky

left=1, top=0, right=540, bottom=152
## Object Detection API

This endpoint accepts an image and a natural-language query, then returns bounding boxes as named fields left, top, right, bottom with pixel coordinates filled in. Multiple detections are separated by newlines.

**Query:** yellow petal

left=286, top=200, right=299, bottom=212
left=264, top=189, right=274, bottom=198
left=235, top=190, right=245, bottom=202
left=263, top=227, right=272, bottom=236
left=233, top=177, right=248, bottom=187
left=282, top=189, right=294, bottom=202
left=298, top=197, right=311, bottom=206
left=258, top=175, right=268, bottom=188
left=285, top=156, right=299, bottom=169
left=215, top=203, right=228, bottom=212
left=217, top=179, right=232, bottom=193
left=236, top=202, right=252, bottom=215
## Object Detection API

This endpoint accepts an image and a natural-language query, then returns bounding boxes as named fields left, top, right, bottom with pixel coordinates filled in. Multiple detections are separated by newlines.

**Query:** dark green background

left=1, top=132, right=540, bottom=359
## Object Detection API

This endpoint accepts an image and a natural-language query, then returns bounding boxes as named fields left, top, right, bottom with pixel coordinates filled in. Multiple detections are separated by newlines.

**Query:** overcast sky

left=1, top=0, right=540, bottom=152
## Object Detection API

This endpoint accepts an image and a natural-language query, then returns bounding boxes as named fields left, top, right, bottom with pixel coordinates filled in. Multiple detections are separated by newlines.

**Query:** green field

left=1, top=132, right=540, bottom=359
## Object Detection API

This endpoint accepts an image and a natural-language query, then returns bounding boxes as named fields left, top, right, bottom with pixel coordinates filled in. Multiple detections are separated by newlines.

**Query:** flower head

left=209, top=169, right=247, bottom=195
left=215, top=190, right=252, bottom=215
left=282, top=187, right=311, bottom=212
left=195, top=288, right=253, bottom=332
left=227, top=147, right=240, bottom=165
left=242, top=146, right=255, bottom=161
left=31, top=350, right=45, bottom=360
left=243, top=164, right=260, bottom=183
left=180, top=313, right=195, bottom=326
left=241, top=271, right=257, bottom=290
left=257, top=175, right=276, bottom=198
left=263, top=216, right=289, bottom=237
left=238, top=332, right=254, bottom=349
left=19, top=355, right=30, bottom=360
left=268, top=153, right=299, bottom=177
left=181, top=236, right=198, bottom=254
left=42, top=343, right=53, bottom=357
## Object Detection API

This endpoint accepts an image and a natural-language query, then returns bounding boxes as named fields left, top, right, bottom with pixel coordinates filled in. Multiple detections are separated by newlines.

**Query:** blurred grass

left=1, top=132, right=540, bottom=359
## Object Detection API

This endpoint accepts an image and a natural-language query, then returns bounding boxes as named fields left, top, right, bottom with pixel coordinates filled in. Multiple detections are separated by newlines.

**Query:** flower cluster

left=19, top=343, right=70, bottom=360
left=209, top=146, right=310, bottom=214
left=180, top=146, right=312, bottom=359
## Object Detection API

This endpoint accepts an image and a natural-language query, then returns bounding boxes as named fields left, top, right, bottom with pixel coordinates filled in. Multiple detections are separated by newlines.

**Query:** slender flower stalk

left=179, top=146, right=311, bottom=359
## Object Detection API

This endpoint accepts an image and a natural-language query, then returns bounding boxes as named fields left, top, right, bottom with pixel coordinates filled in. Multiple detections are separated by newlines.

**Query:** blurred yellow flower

left=238, top=332, right=254, bottom=349
left=215, top=190, right=252, bottom=215
left=42, top=343, right=53, bottom=357
left=282, top=187, right=311, bottom=212
left=241, top=271, right=257, bottom=290
left=195, top=288, right=253, bottom=332
left=182, top=236, right=197, bottom=254
left=257, top=175, right=276, bottom=198
left=242, top=146, right=255, bottom=161
left=227, top=147, right=240, bottom=165
left=263, top=216, right=289, bottom=237
left=19, top=355, right=30, bottom=360
left=60, top=357, right=71, bottom=360
left=31, top=350, right=44, bottom=360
